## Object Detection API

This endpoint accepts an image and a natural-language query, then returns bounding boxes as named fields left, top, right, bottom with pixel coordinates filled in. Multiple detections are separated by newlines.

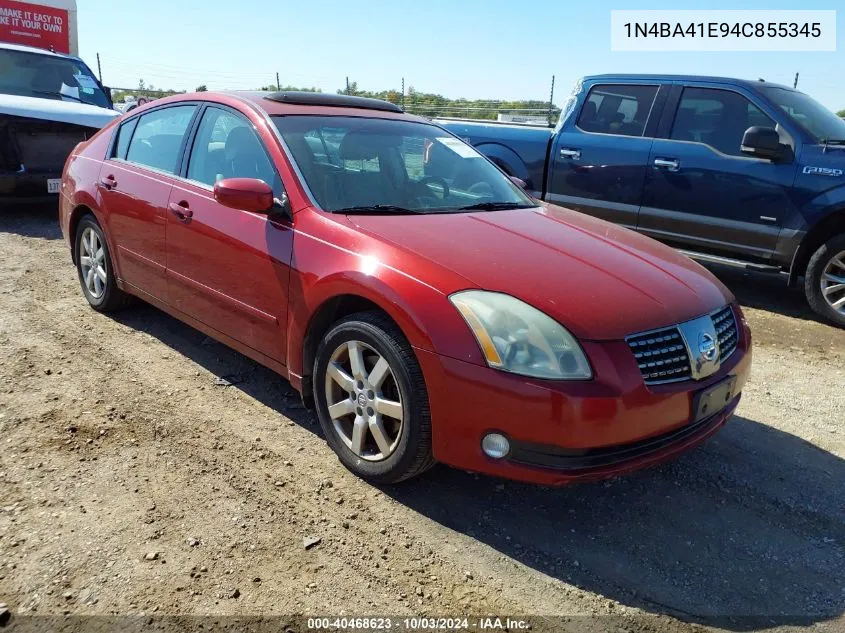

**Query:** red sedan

left=59, top=91, right=752, bottom=485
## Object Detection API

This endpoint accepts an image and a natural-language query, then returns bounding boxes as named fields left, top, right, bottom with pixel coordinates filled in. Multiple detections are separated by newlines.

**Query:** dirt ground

left=0, top=207, right=843, bottom=633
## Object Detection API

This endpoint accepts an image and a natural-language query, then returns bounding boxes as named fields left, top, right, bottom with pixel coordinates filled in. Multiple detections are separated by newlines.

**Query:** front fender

left=284, top=213, right=486, bottom=381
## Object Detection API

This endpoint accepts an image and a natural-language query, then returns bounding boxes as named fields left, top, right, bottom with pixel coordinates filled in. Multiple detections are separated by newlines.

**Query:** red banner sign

left=0, top=1, right=70, bottom=54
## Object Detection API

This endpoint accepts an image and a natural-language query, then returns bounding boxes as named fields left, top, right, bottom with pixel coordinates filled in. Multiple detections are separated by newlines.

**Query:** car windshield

left=0, top=48, right=111, bottom=109
left=272, top=115, right=535, bottom=214
left=762, top=86, right=845, bottom=142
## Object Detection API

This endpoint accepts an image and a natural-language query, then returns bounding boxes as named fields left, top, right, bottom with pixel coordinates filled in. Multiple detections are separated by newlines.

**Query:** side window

left=125, top=105, right=197, bottom=173
left=670, top=87, right=776, bottom=157
left=112, top=117, right=138, bottom=160
left=187, top=107, right=282, bottom=193
left=577, top=84, right=658, bottom=137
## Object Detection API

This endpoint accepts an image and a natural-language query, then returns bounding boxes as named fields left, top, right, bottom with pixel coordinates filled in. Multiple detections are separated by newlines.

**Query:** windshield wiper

left=456, top=202, right=536, bottom=211
left=336, top=205, right=423, bottom=215
left=30, top=89, right=86, bottom=104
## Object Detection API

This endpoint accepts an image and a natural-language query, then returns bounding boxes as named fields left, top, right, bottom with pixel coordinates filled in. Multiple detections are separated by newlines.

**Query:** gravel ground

left=0, top=207, right=843, bottom=633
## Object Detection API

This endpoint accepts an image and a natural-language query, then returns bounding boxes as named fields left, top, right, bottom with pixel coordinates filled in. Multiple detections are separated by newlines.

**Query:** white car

left=0, top=42, right=119, bottom=205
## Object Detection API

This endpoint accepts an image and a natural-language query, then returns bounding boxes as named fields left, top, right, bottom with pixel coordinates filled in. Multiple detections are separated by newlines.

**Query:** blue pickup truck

left=439, top=74, right=845, bottom=327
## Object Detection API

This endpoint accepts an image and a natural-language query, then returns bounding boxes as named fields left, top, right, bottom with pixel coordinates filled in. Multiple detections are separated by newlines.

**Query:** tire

left=74, top=214, right=131, bottom=312
left=805, top=233, right=845, bottom=328
left=313, top=311, right=435, bottom=484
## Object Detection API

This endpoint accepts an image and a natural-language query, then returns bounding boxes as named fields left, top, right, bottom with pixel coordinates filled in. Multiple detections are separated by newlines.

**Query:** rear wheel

left=75, top=215, right=131, bottom=312
left=313, top=312, right=434, bottom=484
left=805, top=234, right=845, bottom=328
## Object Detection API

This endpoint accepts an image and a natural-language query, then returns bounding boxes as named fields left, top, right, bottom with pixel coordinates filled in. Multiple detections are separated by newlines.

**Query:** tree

left=196, top=84, right=208, bottom=92
left=838, top=109, right=845, bottom=118
left=257, top=84, right=321, bottom=92
left=334, top=82, right=559, bottom=121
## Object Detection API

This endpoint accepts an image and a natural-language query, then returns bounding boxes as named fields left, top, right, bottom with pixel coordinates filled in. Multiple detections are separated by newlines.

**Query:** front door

left=97, top=104, right=198, bottom=300
left=639, top=85, right=799, bottom=263
left=165, top=105, right=293, bottom=361
left=545, top=82, right=663, bottom=229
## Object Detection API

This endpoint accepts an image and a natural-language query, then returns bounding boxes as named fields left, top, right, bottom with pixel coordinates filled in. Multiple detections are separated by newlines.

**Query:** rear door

left=545, top=81, right=666, bottom=229
left=165, top=104, right=293, bottom=361
left=639, top=84, right=799, bottom=262
left=97, top=104, right=198, bottom=300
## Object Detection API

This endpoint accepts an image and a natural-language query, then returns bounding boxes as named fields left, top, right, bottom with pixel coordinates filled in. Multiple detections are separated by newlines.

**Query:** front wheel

left=312, top=312, right=435, bottom=484
left=805, top=234, right=845, bottom=328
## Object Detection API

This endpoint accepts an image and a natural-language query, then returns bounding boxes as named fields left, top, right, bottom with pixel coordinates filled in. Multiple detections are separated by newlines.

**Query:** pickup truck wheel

left=313, top=312, right=435, bottom=484
left=805, top=234, right=845, bottom=327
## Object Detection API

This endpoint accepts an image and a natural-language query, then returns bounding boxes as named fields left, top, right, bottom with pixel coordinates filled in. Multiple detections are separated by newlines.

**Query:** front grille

left=627, top=327, right=691, bottom=384
left=712, top=305, right=738, bottom=363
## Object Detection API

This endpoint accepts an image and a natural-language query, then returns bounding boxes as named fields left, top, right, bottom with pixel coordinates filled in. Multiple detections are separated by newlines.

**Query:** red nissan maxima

left=59, top=91, right=752, bottom=485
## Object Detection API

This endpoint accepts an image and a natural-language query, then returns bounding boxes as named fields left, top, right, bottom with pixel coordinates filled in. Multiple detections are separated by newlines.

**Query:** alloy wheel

left=323, top=340, right=404, bottom=462
left=79, top=227, right=107, bottom=300
left=821, top=249, right=845, bottom=316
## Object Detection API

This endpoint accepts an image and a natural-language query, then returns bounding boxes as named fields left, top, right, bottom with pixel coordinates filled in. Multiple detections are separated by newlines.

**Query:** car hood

left=346, top=204, right=733, bottom=340
left=0, top=94, right=119, bottom=129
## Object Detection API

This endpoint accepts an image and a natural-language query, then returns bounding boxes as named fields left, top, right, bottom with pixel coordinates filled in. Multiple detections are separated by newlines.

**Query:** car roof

left=583, top=73, right=795, bottom=92
left=0, top=41, right=78, bottom=60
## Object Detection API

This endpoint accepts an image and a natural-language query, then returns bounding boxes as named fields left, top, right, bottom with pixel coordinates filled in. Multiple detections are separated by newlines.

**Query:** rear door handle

left=168, top=201, right=193, bottom=221
left=99, top=174, right=117, bottom=190
left=653, top=158, right=680, bottom=171
left=560, top=148, right=581, bottom=160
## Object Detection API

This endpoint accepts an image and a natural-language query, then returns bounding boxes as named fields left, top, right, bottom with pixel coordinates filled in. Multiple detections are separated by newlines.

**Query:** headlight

left=450, top=290, right=592, bottom=380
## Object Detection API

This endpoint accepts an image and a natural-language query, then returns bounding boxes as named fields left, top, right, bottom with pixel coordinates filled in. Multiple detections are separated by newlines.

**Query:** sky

left=76, top=0, right=845, bottom=111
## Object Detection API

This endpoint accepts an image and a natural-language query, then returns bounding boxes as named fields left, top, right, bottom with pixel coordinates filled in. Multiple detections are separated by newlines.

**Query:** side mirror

left=740, top=126, right=784, bottom=161
left=509, top=175, right=528, bottom=190
left=213, top=178, right=274, bottom=213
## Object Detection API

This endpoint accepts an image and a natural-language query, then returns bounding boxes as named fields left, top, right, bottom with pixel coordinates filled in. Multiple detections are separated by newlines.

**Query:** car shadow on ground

left=112, top=303, right=844, bottom=631
left=704, top=263, right=825, bottom=324
left=110, top=303, right=322, bottom=432
left=386, top=416, right=844, bottom=631
left=0, top=204, right=62, bottom=240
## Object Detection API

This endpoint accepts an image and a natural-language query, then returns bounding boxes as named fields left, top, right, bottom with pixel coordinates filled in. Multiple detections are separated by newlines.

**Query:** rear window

left=577, top=84, right=659, bottom=137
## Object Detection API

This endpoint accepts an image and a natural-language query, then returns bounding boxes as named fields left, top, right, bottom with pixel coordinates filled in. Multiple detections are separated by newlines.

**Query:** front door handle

left=653, top=158, right=680, bottom=171
left=560, top=148, right=581, bottom=160
left=99, top=174, right=117, bottom=190
left=168, top=201, right=193, bottom=221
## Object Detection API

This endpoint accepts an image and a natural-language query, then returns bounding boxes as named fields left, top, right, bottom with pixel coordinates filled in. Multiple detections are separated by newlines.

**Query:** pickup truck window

left=670, top=87, right=775, bottom=157
left=762, top=86, right=845, bottom=142
left=274, top=115, right=533, bottom=214
left=577, top=84, right=658, bottom=137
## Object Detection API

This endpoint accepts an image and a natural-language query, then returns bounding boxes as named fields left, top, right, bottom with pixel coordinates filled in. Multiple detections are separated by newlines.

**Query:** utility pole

left=401, top=77, right=405, bottom=110
left=793, top=72, right=799, bottom=89
left=276, top=72, right=280, bottom=91
left=96, top=53, right=102, bottom=82
left=346, top=76, right=350, bottom=94
left=548, top=75, right=555, bottom=127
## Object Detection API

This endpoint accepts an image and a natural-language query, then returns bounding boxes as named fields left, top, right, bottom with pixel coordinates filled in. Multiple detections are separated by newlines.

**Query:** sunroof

left=263, top=91, right=403, bottom=113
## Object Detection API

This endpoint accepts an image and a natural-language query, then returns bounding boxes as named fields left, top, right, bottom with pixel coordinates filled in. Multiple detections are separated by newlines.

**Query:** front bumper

left=0, top=173, right=60, bottom=205
left=416, top=315, right=752, bottom=485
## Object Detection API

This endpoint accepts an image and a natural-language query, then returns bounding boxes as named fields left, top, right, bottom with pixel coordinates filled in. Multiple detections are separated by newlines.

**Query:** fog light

left=481, top=433, right=510, bottom=459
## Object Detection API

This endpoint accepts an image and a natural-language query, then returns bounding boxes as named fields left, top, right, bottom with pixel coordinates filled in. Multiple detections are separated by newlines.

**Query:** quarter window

left=125, top=105, right=197, bottom=174
left=112, top=117, right=138, bottom=160
left=577, top=84, right=658, bottom=137
left=187, top=107, right=281, bottom=193
left=670, top=88, right=777, bottom=157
